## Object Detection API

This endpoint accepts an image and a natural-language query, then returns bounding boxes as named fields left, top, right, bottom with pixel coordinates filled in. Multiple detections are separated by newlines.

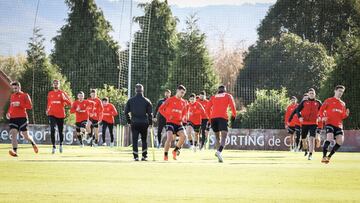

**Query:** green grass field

left=0, top=144, right=359, bottom=203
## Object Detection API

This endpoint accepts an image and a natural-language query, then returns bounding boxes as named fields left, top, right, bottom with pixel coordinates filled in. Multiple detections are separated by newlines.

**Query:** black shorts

left=89, top=118, right=99, bottom=128
left=301, top=124, right=317, bottom=138
left=325, top=124, right=344, bottom=137
left=9, top=118, right=28, bottom=132
left=166, top=123, right=185, bottom=134
left=287, top=125, right=300, bottom=134
left=211, top=118, right=228, bottom=132
left=201, top=119, right=210, bottom=131
left=187, top=122, right=201, bottom=133
left=75, top=120, right=87, bottom=132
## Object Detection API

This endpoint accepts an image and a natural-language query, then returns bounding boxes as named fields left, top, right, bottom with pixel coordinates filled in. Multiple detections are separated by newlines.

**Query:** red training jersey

left=88, top=97, right=103, bottom=121
left=47, top=90, right=72, bottom=118
left=7, top=91, right=32, bottom=119
left=208, top=92, right=236, bottom=120
left=187, top=101, right=206, bottom=125
left=318, top=97, right=348, bottom=128
left=70, top=100, right=94, bottom=122
left=197, top=98, right=209, bottom=119
left=159, top=96, right=188, bottom=125
left=296, top=99, right=322, bottom=125
left=102, top=103, right=118, bottom=124
left=285, top=103, right=300, bottom=127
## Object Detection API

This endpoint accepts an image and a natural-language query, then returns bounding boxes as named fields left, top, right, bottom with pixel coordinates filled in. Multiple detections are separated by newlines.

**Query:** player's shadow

left=20, top=159, right=138, bottom=163
left=225, top=156, right=287, bottom=159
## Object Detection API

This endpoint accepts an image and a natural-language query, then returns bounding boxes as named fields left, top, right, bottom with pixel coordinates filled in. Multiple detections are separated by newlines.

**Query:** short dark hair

left=335, top=85, right=345, bottom=90
left=135, top=84, right=144, bottom=93
left=308, top=88, right=315, bottom=92
left=189, top=93, right=196, bottom=98
left=78, top=91, right=84, bottom=95
left=90, top=89, right=96, bottom=93
left=177, top=85, right=186, bottom=91
left=218, top=85, right=226, bottom=93
left=102, top=97, right=109, bottom=102
left=303, top=93, right=309, bottom=97
left=165, top=89, right=171, bottom=93
left=10, top=81, right=21, bottom=87
left=199, top=91, right=206, bottom=95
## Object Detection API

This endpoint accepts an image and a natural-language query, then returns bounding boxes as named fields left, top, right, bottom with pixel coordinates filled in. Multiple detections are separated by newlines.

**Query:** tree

left=320, top=32, right=360, bottom=129
left=52, top=0, right=120, bottom=95
left=0, top=54, right=27, bottom=80
left=128, top=0, right=177, bottom=102
left=20, top=28, right=74, bottom=124
left=239, top=88, right=290, bottom=129
left=235, top=33, right=335, bottom=105
left=213, top=37, right=245, bottom=95
left=257, top=0, right=360, bottom=53
left=165, top=14, right=219, bottom=96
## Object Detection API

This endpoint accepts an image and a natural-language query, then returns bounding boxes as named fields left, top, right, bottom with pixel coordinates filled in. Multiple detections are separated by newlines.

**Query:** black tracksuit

left=154, top=98, right=168, bottom=145
left=124, top=93, right=153, bottom=159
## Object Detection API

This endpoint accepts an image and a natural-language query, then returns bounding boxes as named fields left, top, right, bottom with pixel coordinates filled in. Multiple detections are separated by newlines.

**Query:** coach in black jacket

left=124, top=84, right=153, bottom=161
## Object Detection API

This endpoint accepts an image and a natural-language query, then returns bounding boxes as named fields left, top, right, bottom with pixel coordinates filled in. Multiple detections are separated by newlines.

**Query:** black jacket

left=124, top=93, right=153, bottom=125
left=153, top=97, right=167, bottom=118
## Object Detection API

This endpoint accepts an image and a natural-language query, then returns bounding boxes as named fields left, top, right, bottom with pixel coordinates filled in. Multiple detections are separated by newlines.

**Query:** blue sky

left=0, top=0, right=274, bottom=56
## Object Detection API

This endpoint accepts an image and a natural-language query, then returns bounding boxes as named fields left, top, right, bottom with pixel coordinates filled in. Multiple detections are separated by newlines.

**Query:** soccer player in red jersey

left=297, top=93, right=309, bottom=151
left=87, top=89, right=103, bottom=146
left=153, top=89, right=171, bottom=148
left=101, top=97, right=118, bottom=147
left=70, top=91, right=94, bottom=147
left=159, top=85, right=188, bottom=161
left=319, top=85, right=350, bottom=164
left=186, top=93, right=206, bottom=152
left=197, top=91, right=210, bottom=150
left=207, top=85, right=236, bottom=163
left=47, top=79, right=72, bottom=154
left=284, top=96, right=300, bottom=151
left=7, top=81, right=38, bottom=157
left=289, top=88, right=322, bottom=160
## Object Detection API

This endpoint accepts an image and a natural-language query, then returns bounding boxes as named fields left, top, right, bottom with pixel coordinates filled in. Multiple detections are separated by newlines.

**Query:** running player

left=87, top=89, right=103, bottom=146
left=70, top=91, right=93, bottom=147
left=153, top=89, right=171, bottom=148
left=159, top=85, right=188, bottom=161
left=284, top=96, right=300, bottom=151
left=197, top=91, right=210, bottom=150
left=186, top=93, right=206, bottom=152
left=7, top=81, right=38, bottom=157
left=207, top=85, right=236, bottom=163
left=289, top=88, right=322, bottom=160
left=319, top=85, right=349, bottom=164
left=101, top=97, right=118, bottom=147
left=47, top=79, right=72, bottom=154
left=295, top=93, right=309, bottom=151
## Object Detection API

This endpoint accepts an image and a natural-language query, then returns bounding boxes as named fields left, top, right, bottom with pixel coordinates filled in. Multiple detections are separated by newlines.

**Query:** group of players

left=284, top=86, right=350, bottom=163
left=6, top=78, right=349, bottom=164
left=157, top=85, right=236, bottom=162
left=124, top=84, right=236, bottom=162
left=6, top=80, right=118, bottom=157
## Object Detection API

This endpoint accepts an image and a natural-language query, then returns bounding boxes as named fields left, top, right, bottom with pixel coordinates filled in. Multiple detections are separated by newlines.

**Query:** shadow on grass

left=19, top=159, right=308, bottom=165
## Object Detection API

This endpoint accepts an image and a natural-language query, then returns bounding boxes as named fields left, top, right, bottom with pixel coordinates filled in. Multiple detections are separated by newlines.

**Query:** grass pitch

left=0, top=144, right=359, bottom=203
